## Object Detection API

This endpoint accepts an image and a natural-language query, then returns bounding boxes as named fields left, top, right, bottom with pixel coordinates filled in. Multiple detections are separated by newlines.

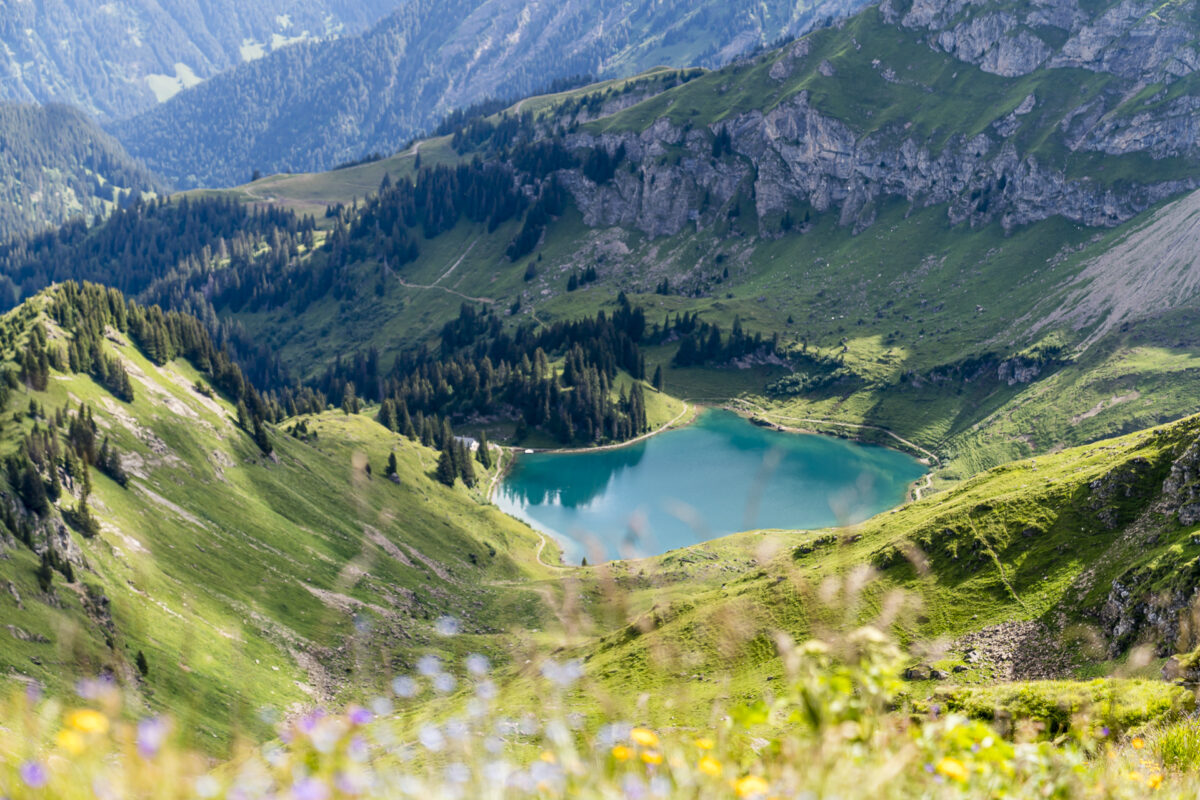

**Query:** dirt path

left=393, top=238, right=496, bottom=303
left=433, top=237, right=479, bottom=285
left=731, top=399, right=939, bottom=501
left=395, top=276, right=494, bottom=304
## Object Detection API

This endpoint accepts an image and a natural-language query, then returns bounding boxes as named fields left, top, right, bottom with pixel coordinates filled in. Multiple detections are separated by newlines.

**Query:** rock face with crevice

left=553, top=0, right=1200, bottom=240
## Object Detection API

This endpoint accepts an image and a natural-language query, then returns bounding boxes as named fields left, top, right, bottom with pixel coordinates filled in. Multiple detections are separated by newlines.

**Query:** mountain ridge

left=112, top=0, right=871, bottom=188
left=0, top=0, right=399, bottom=121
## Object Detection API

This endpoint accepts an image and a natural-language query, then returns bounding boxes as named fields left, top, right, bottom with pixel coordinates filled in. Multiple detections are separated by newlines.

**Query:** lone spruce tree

left=475, top=431, right=492, bottom=470
left=436, top=448, right=457, bottom=487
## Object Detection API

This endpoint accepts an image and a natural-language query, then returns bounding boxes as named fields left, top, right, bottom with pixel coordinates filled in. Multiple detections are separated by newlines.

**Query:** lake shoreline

left=725, top=399, right=938, bottom=502
left=493, top=409, right=929, bottom=565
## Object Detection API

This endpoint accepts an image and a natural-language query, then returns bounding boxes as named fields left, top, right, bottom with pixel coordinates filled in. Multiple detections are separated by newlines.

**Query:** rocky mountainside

left=553, top=0, right=1200, bottom=239
left=0, top=0, right=399, bottom=121
left=0, top=104, right=160, bottom=242
left=112, top=0, right=869, bottom=188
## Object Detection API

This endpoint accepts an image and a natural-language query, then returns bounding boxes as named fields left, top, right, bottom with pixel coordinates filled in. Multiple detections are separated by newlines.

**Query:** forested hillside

left=0, top=0, right=398, bottom=120
left=0, top=281, right=553, bottom=744
left=113, top=0, right=869, bottom=187
left=0, top=104, right=160, bottom=242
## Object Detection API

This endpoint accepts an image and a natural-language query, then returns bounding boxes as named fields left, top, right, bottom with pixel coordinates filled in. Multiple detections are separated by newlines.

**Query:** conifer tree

left=386, top=452, right=398, bottom=477
left=378, top=398, right=398, bottom=431
left=400, top=402, right=416, bottom=440
left=35, top=551, right=53, bottom=593
left=476, top=431, right=492, bottom=470
left=436, top=448, right=457, bottom=487
left=458, top=440, right=476, bottom=487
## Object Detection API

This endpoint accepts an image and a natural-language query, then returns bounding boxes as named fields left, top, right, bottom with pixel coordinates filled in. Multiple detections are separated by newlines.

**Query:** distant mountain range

left=111, top=0, right=869, bottom=188
left=0, top=0, right=400, bottom=121
left=0, top=103, right=159, bottom=243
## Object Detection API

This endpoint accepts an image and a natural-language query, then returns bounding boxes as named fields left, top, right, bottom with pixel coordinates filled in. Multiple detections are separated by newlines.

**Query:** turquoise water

left=495, top=409, right=927, bottom=563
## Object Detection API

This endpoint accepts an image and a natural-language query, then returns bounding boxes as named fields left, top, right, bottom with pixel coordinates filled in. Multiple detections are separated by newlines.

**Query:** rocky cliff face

left=552, top=0, right=1200, bottom=239
left=1101, top=430, right=1200, bottom=655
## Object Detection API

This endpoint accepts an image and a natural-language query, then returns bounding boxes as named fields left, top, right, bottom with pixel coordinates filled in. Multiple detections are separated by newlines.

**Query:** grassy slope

left=523, top=412, right=1200, bottom=727
left=0, top=292, right=557, bottom=750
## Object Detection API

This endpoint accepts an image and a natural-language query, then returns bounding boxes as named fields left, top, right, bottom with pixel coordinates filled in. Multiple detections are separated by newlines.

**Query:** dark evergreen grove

left=350, top=302, right=652, bottom=446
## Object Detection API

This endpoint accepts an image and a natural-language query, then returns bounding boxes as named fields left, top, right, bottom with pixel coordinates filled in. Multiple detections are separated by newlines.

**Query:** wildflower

left=699, top=756, right=723, bottom=777
left=541, top=659, right=584, bottom=688
left=68, top=709, right=110, bottom=734
left=392, top=676, right=418, bottom=698
left=445, top=718, right=469, bottom=743
left=694, top=737, right=715, bottom=750
left=1131, top=737, right=1145, bottom=750
left=936, top=757, right=969, bottom=783
left=1149, top=773, right=1164, bottom=789
left=641, top=750, right=663, bottom=765
left=56, top=728, right=85, bottom=754
left=466, top=653, right=491, bottom=676
left=19, top=761, right=48, bottom=789
left=432, top=672, right=457, bottom=693
left=734, top=775, right=770, bottom=798
left=137, top=717, right=169, bottom=759
left=444, top=763, right=472, bottom=784
left=630, top=727, right=659, bottom=748
left=540, top=751, right=557, bottom=764
left=194, top=775, right=221, bottom=798
left=612, top=745, right=634, bottom=761
left=418, top=724, right=445, bottom=752
left=291, top=777, right=330, bottom=800
left=348, top=705, right=373, bottom=726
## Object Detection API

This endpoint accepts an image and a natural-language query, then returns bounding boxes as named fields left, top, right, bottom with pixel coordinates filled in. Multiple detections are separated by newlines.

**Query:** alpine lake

left=495, top=409, right=928, bottom=564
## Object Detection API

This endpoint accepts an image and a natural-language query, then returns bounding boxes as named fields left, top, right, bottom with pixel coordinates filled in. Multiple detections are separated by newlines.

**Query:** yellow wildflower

left=936, top=757, right=969, bottom=783
left=1148, top=773, right=1163, bottom=790
left=630, top=727, right=659, bottom=748
left=641, top=750, right=663, bottom=765
left=55, top=729, right=85, bottom=755
left=612, top=745, right=634, bottom=762
left=698, top=756, right=723, bottom=777
left=735, top=775, right=770, bottom=798
left=694, top=737, right=715, bottom=750
left=1131, top=737, right=1145, bottom=750
left=67, top=710, right=109, bottom=735
left=539, top=751, right=556, bottom=764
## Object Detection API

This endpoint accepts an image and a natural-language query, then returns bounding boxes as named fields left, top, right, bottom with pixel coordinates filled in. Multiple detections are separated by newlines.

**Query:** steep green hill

left=0, top=104, right=160, bottom=241
left=0, top=283, right=553, bottom=749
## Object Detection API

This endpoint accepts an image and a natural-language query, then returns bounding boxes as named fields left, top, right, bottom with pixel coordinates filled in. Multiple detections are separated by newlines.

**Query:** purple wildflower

left=20, top=761, right=48, bottom=789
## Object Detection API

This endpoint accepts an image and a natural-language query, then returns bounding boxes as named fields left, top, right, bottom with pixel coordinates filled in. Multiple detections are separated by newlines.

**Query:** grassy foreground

left=1, top=615, right=1196, bottom=799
